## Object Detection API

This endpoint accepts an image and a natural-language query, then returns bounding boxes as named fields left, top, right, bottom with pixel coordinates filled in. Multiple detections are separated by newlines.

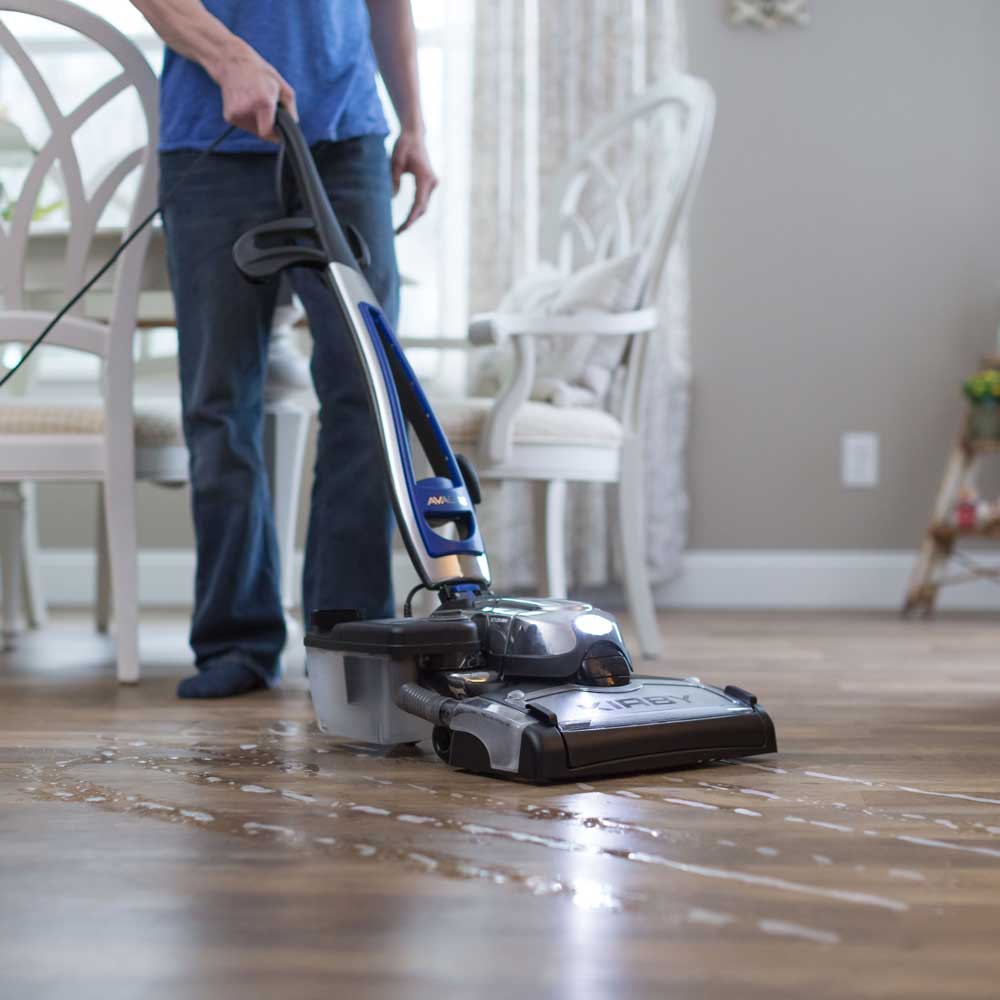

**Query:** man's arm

left=366, top=0, right=437, bottom=233
left=129, top=0, right=296, bottom=140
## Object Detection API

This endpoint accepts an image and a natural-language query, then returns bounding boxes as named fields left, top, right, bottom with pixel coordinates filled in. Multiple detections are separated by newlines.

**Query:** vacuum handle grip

left=273, top=105, right=358, bottom=271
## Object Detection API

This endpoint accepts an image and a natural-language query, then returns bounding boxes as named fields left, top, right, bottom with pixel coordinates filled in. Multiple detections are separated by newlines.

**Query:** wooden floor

left=3, top=611, right=1000, bottom=999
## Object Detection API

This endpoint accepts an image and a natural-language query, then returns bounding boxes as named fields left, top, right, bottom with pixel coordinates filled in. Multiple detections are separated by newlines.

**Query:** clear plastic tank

left=306, top=647, right=432, bottom=746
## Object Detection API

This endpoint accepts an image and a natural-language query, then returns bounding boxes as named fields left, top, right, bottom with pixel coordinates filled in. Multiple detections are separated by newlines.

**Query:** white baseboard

left=36, top=548, right=421, bottom=610
left=656, top=549, right=1000, bottom=610
left=33, top=547, right=1000, bottom=611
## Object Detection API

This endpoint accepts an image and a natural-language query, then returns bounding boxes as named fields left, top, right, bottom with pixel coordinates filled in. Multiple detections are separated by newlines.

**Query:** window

left=0, top=1, right=475, bottom=388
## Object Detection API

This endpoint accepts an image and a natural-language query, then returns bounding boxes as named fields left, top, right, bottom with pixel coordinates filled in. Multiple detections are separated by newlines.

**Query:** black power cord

left=0, top=124, right=236, bottom=392
left=403, top=581, right=430, bottom=618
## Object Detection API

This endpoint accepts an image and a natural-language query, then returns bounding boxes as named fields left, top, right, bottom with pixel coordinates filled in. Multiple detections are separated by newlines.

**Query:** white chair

left=435, top=74, right=715, bottom=658
left=0, top=0, right=159, bottom=681
left=0, top=4, right=314, bottom=675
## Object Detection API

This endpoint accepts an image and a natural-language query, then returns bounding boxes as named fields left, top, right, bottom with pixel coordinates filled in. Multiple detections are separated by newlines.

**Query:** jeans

left=160, top=135, right=399, bottom=684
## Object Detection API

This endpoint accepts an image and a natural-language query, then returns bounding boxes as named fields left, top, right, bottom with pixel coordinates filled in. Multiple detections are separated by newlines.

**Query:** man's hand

left=214, top=41, right=297, bottom=141
left=391, top=129, right=437, bottom=233
left=129, top=1, right=297, bottom=141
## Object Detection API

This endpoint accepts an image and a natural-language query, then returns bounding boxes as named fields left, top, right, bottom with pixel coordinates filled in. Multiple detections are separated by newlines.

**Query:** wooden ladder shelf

left=904, top=411, right=1000, bottom=615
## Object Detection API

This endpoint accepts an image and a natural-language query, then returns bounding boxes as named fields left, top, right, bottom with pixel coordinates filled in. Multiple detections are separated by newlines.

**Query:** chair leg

left=20, top=482, right=47, bottom=629
left=95, top=484, right=111, bottom=634
left=263, top=401, right=309, bottom=614
left=102, top=468, right=140, bottom=684
left=533, top=479, right=568, bottom=599
left=0, top=485, right=24, bottom=648
left=617, top=446, right=663, bottom=659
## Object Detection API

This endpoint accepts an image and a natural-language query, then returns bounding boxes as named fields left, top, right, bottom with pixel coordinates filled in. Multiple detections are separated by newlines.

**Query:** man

left=130, top=1, right=436, bottom=697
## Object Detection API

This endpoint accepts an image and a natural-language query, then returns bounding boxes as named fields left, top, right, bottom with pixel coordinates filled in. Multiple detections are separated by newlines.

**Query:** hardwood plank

left=2, top=611, right=1000, bottom=999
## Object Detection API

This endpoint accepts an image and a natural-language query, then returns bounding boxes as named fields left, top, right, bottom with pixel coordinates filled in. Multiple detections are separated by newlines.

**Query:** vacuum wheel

left=432, top=725, right=452, bottom=763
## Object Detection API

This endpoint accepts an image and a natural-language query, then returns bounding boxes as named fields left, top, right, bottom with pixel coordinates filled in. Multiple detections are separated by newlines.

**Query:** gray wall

left=37, top=1, right=1000, bottom=558
left=684, top=0, right=1000, bottom=549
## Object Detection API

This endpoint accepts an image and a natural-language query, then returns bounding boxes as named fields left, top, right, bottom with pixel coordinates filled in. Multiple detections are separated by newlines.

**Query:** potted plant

left=963, top=369, right=1000, bottom=440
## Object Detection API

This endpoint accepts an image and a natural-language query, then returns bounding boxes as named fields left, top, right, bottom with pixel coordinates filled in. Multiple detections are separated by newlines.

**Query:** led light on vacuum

left=575, top=613, right=616, bottom=636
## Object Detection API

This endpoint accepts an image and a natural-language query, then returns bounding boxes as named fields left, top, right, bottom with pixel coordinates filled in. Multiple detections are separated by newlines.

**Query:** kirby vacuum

left=234, top=109, right=777, bottom=782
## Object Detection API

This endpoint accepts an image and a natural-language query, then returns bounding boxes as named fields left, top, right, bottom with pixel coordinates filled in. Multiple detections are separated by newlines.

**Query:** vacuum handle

left=273, top=105, right=358, bottom=271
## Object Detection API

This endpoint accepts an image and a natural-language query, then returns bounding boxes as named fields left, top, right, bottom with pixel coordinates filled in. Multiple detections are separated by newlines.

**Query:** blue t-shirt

left=159, top=1, right=388, bottom=152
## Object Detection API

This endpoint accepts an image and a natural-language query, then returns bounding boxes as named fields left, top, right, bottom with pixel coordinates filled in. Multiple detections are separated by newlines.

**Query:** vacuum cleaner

left=233, top=108, right=777, bottom=782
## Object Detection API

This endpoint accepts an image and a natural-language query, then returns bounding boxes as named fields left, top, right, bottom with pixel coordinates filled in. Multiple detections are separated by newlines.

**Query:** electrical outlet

left=841, top=432, right=879, bottom=488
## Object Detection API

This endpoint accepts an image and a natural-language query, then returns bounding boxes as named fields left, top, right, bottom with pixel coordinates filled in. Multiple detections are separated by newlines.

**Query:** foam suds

left=616, top=790, right=642, bottom=799
left=888, top=868, right=926, bottom=882
left=180, top=809, right=214, bottom=823
left=740, top=788, right=781, bottom=800
left=810, top=820, right=853, bottom=833
left=755, top=846, right=779, bottom=857
left=785, top=815, right=852, bottom=834
left=803, top=771, right=874, bottom=786
left=84, top=796, right=106, bottom=803
left=280, top=790, right=316, bottom=804
left=626, top=851, right=907, bottom=912
left=136, top=801, right=174, bottom=812
left=244, top=821, right=295, bottom=836
left=812, top=855, right=833, bottom=865
left=934, top=819, right=959, bottom=831
left=896, top=786, right=1000, bottom=807
left=351, top=804, right=391, bottom=816
left=240, top=785, right=275, bottom=794
left=461, top=823, right=571, bottom=851
left=722, top=760, right=787, bottom=774
left=897, top=835, right=1000, bottom=860
left=663, top=797, right=719, bottom=811
left=239, top=744, right=258, bottom=750
left=901, top=814, right=926, bottom=821
left=687, top=907, right=735, bottom=927
left=407, top=852, right=438, bottom=870
left=397, top=814, right=437, bottom=825
left=758, top=918, right=840, bottom=945
left=734, top=808, right=762, bottom=817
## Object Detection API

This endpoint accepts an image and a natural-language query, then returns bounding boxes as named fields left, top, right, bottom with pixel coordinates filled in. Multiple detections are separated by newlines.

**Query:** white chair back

left=0, top=0, right=157, bottom=404
left=544, top=73, right=715, bottom=432
left=548, top=72, right=714, bottom=308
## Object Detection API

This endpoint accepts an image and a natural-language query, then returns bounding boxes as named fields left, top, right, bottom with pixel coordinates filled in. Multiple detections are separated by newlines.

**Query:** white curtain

left=467, top=0, right=690, bottom=594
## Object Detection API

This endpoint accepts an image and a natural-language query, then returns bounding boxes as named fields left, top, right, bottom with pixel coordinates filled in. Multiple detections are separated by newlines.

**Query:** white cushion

left=433, top=396, right=622, bottom=448
left=479, top=253, right=642, bottom=409
left=0, top=399, right=183, bottom=447
left=498, top=253, right=642, bottom=315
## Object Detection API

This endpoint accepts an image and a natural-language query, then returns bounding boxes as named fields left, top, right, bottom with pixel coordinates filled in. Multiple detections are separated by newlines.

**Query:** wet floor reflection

left=18, top=715, right=990, bottom=949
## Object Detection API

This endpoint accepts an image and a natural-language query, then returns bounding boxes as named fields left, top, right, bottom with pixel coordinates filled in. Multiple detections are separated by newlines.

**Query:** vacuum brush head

left=305, top=597, right=776, bottom=783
